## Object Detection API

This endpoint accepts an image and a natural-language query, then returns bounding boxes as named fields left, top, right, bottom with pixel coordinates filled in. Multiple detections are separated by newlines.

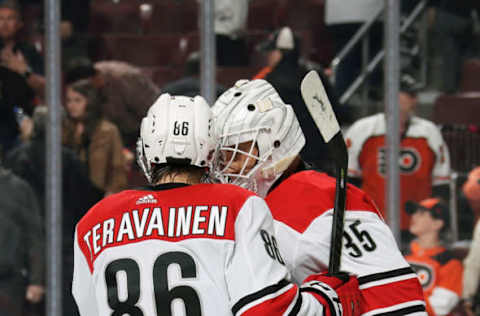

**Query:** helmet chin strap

left=252, top=154, right=297, bottom=197
left=253, top=173, right=281, bottom=198
left=260, top=154, right=297, bottom=179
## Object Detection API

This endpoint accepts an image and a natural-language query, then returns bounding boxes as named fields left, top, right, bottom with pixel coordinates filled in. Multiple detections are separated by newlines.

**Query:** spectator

left=58, top=0, right=91, bottom=68
left=254, top=26, right=342, bottom=169
left=65, top=58, right=160, bottom=148
left=345, top=75, right=451, bottom=245
left=462, top=167, right=480, bottom=315
left=5, top=106, right=101, bottom=316
left=0, top=0, right=45, bottom=100
left=214, top=0, right=250, bottom=66
left=325, top=0, right=384, bottom=98
left=162, top=51, right=225, bottom=98
left=0, top=65, right=34, bottom=155
left=0, top=165, right=44, bottom=316
left=427, top=1, right=480, bottom=92
left=16, top=0, right=90, bottom=68
left=404, top=198, right=463, bottom=316
left=59, top=0, right=90, bottom=35
left=60, top=13, right=89, bottom=69
left=63, top=80, right=127, bottom=197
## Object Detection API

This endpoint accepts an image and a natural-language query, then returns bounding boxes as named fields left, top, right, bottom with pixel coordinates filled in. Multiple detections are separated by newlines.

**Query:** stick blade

left=300, top=70, right=340, bottom=143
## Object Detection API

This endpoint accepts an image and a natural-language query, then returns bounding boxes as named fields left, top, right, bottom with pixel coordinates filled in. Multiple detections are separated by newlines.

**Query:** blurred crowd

left=0, top=0, right=479, bottom=316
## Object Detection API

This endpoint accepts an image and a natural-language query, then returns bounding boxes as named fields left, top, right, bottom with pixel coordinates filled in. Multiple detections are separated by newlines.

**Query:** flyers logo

left=378, top=147, right=421, bottom=175
left=409, top=262, right=434, bottom=290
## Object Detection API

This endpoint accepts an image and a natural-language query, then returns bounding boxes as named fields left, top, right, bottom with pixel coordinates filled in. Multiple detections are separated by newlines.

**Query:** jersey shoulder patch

left=266, top=171, right=382, bottom=233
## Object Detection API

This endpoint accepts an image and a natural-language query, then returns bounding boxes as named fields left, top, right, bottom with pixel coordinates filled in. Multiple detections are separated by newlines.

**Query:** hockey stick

left=300, top=70, right=348, bottom=274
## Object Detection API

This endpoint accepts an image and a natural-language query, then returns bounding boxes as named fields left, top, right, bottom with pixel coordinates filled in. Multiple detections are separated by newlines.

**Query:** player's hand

left=26, top=284, right=45, bottom=303
left=302, top=272, right=361, bottom=316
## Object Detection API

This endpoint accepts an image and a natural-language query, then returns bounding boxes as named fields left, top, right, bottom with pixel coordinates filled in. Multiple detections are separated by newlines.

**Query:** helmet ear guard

left=136, top=136, right=151, bottom=183
left=137, top=93, right=213, bottom=184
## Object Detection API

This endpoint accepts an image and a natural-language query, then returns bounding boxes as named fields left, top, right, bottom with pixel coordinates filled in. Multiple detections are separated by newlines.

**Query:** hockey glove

left=301, top=272, right=361, bottom=316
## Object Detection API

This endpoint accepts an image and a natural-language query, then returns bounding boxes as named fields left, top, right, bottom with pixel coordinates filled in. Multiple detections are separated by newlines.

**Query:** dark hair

left=66, top=80, right=103, bottom=146
left=400, top=74, right=420, bottom=97
left=65, top=58, right=97, bottom=84
left=151, top=164, right=205, bottom=184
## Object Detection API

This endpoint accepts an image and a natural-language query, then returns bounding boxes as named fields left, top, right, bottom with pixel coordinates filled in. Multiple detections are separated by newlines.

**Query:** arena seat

left=441, top=126, right=480, bottom=173
left=284, top=0, right=324, bottom=30
left=90, top=0, right=198, bottom=35
left=459, top=59, right=480, bottom=92
left=434, top=93, right=480, bottom=173
left=95, top=34, right=193, bottom=66
left=140, top=66, right=181, bottom=88
left=248, top=0, right=279, bottom=31
left=434, top=93, right=480, bottom=125
left=89, top=0, right=143, bottom=34
left=149, top=1, right=198, bottom=34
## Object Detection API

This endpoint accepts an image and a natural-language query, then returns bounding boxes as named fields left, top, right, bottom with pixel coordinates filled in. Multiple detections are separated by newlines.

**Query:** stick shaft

left=327, top=133, right=348, bottom=274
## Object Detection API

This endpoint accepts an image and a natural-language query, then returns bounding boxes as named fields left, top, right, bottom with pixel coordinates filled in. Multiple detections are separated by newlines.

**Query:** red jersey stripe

left=360, top=277, right=425, bottom=314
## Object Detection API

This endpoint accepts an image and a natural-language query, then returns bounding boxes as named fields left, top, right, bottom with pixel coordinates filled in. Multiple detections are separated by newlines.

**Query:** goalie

left=211, top=79, right=427, bottom=316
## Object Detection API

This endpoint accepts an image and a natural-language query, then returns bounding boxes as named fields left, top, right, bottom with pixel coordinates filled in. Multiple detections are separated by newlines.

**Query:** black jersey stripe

left=372, top=303, right=426, bottom=316
left=358, top=267, right=416, bottom=285
left=300, top=287, right=339, bottom=316
left=287, top=291, right=303, bottom=316
left=232, top=279, right=291, bottom=316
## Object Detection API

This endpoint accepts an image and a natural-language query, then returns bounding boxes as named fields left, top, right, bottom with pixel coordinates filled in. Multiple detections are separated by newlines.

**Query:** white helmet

left=211, top=79, right=305, bottom=196
left=137, top=93, right=213, bottom=184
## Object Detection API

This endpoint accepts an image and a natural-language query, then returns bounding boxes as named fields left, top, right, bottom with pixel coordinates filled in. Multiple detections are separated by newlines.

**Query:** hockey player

left=211, top=79, right=427, bottom=316
left=72, top=93, right=361, bottom=316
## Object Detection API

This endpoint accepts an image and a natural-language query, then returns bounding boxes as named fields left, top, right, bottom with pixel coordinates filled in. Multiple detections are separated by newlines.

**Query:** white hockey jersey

left=266, top=171, right=428, bottom=316
left=72, top=182, right=338, bottom=316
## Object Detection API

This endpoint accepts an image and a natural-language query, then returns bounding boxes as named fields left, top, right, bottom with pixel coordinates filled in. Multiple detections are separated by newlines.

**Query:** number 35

left=343, top=220, right=377, bottom=258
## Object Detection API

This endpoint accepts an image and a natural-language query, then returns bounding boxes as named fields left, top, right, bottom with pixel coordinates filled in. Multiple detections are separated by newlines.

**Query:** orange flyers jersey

left=266, top=171, right=427, bottom=316
left=72, top=183, right=336, bottom=316
left=405, top=242, right=463, bottom=316
left=344, top=113, right=451, bottom=230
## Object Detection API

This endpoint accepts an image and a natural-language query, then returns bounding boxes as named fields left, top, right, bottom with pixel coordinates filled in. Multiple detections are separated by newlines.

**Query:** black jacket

left=5, top=140, right=103, bottom=252
left=0, top=168, right=44, bottom=284
left=0, top=66, right=35, bottom=155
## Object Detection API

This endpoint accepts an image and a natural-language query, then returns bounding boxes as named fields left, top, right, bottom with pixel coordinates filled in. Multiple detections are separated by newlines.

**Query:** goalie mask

left=211, top=79, right=305, bottom=196
left=137, top=93, right=213, bottom=184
